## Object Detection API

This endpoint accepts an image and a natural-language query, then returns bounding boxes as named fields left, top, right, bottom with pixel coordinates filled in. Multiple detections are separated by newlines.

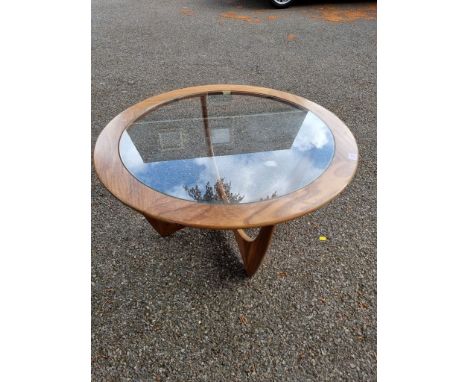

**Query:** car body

left=270, top=0, right=295, bottom=8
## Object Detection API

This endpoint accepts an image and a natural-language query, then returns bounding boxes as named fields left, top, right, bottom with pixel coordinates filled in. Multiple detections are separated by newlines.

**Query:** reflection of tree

left=260, top=191, right=278, bottom=201
left=184, top=178, right=244, bottom=203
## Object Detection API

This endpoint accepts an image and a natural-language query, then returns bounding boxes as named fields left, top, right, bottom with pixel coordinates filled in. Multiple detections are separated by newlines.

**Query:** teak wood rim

left=94, top=84, right=359, bottom=229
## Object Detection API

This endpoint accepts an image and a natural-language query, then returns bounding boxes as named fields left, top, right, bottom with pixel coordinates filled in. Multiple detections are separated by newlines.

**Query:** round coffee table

left=94, top=85, right=358, bottom=276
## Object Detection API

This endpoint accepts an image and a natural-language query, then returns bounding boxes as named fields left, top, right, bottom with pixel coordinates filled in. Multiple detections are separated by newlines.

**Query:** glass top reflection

left=119, top=93, right=335, bottom=204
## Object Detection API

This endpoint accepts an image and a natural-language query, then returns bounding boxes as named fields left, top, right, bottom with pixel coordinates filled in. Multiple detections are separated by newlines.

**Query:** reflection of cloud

left=119, top=111, right=335, bottom=204
left=187, top=148, right=330, bottom=202
left=166, top=184, right=190, bottom=199
left=292, top=112, right=329, bottom=150
left=119, top=131, right=145, bottom=172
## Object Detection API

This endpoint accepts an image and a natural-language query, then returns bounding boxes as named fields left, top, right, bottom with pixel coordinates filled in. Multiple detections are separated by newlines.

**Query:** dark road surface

left=92, top=0, right=376, bottom=380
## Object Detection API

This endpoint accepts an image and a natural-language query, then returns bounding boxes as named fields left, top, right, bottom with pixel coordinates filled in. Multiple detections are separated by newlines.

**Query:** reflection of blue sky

left=119, top=111, right=335, bottom=203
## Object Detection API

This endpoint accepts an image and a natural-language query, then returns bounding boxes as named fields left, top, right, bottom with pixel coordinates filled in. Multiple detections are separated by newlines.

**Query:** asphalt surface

left=92, top=0, right=376, bottom=380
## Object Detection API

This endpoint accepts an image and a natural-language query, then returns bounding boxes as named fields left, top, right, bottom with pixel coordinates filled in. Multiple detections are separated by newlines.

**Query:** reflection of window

left=158, top=130, right=183, bottom=151
left=211, top=128, right=230, bottom=144
left=209, top=92, right=233, bottom=104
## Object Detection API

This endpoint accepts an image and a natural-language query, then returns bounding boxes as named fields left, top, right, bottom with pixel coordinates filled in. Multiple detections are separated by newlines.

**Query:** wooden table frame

left=94, top=85, right=359, bottom=276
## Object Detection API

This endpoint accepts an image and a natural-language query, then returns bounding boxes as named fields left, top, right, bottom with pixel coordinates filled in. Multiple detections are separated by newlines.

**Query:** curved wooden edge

left=233, top=226, right=276, bottom=277
left=144, top=215, right=185, bottom=237
left=94, top=84, right=359, bottom=229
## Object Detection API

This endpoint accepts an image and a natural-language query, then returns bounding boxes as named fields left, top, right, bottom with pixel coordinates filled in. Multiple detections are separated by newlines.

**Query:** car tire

left=270, top=0, right=294, bottom=8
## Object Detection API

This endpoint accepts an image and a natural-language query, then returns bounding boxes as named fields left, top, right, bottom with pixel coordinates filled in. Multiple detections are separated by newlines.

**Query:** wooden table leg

left=144, top=215, right=185, bottom=237
left=144, top=214, right=274, bottom=275
left=233, top=226, right=276, bottom=277
left=200, top=94, right=274, bottom=276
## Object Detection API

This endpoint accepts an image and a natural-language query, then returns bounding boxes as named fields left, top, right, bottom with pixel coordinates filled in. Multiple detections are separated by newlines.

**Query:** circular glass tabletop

left=119, top=92, right=335, bottom=204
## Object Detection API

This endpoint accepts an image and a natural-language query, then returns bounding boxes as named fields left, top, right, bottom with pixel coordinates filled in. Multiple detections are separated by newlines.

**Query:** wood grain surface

left=93, top=84, right=359, bottom=229
left=234, top=226, right=276, bottom=276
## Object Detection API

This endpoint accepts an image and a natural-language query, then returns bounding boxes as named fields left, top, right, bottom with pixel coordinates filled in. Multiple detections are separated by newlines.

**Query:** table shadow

left=201, top=230, right=247, bottom=282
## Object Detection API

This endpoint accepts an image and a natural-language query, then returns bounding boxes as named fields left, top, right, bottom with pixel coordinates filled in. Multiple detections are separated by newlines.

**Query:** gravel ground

left=92, top=0, right=376, bottom=380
